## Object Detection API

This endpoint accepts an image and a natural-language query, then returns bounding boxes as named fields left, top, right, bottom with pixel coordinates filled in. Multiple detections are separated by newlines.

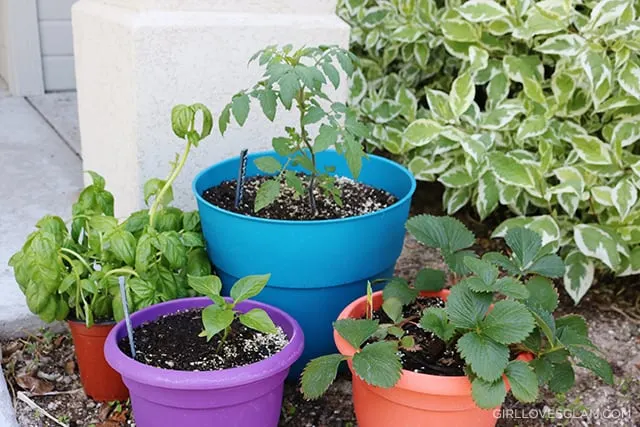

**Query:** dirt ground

left=2, top=185, right=639, bottom=426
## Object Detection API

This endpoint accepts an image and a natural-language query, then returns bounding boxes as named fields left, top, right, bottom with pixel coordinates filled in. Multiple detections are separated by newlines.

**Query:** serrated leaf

left=458, top=331, right=509, bottom=381
left=259, top=89, right=277, bottom=121
left=302, top=105, right=326, bottom=125
left=239, top=308, right=277, bottom=334
left=414, top=268, right=446, bottom=291
left=464, top=256, right=499, bottom=285
left=567, top=347, right=614, bottom=385
left=301, top=354, right=345, bottom=399
left=505, top=227, right=542, bottom=268
left=481, top=300, right=535, bottom=344
left=472, top=377, right=507, bottom=409
left=556, top=314, right=588, bottom=336
left=525, top=276, right=558, bottom=312
left=334, top=318, right=379, bottom=349
left=496, top=277, right=530, bottom=299
left=352, top=341, right=402, bottom=388
left=420, top=307, right=456, bottom=342
left=528, top=304, right=556, bottom=344
left=254, top=156, right=282, bottom=174
left=447, top=282, right=493, bottom=329
left=505, top=361, right=538, bottom=402
left=406, top=215, right=475, bottom=254
left=254, top=180, right=280, bottom=212
left=382, top=298, right=404, bottom=324
left=383, top=278, right=418, bottom=305
left=231, top=93, right=250, bottom=126
left=548, top=362, right=575, bottom=393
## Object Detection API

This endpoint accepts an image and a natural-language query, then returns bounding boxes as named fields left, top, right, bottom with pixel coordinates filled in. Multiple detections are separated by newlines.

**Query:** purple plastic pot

left=104, top=297, right=304, bottom=427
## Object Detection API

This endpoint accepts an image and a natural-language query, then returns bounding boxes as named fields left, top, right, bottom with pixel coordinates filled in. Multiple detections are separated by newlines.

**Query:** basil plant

left=339, top=0, right=640, bottom=303
left=9, top=104, right=214, bottom=326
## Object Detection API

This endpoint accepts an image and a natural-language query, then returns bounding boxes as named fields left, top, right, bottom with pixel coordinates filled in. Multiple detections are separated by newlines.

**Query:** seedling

left=187, top=274, right=277, bottom=349
left=301, top=216, right=613, bottom=409
left=219, top=44, right=369, bottom=215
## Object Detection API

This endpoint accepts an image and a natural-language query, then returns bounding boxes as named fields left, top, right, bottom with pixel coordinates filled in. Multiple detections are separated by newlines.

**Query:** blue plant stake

left=118, top=276, right=136, bottom=358
left=235, top=149, right=248, bottom=208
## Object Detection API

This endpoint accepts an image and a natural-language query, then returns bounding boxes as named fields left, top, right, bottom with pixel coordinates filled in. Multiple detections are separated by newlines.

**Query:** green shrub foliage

left=339, top=0, right=640, bottom=303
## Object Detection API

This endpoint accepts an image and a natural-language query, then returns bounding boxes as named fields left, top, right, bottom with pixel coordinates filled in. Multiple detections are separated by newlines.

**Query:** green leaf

left=254, top=180, right=280, bottom=212
left=528, top=304, right=556, bottom=344
left=556, top=314, right=588, bottom=336
left=258, top=89, right=277, bottom=121
left=143, top=178, right=173, bottom=207
left=505, top=361, right=538, bottom=402
left=447, top=282, right=493, bottom=329
left=402, top=119, right=443, bottom=147
left=272, top=137, right=292, bottom=157
left=186, top=248, right=211, bottom=276
left=171, top=104, right=195, bottom=138
left=278, top=72, right=300, bottom=109
left=449, top=72, right=475, bottom=118
left=254, top=156, right=282, bottom=174
left=219, top=105, right=231, bottom=135
left=321, top=62, right=340, bottom=89
left=336, top=51, right=354, bottom=77
left=201, top=304, right=234, bottom=340
left=302, top=105, right=325, bottom=125
left=481, top=300, right=535, bottom=344
left=548, top=362, right=575, bottom=393
left=187, top=275, right=222, bottom=299
left=383, top=278, right=418, bottom=305
left=406, top=215, right=475, bottom=254
left=344, top=136, right=364, bottom=179
left=463, top=257, right=499, bottom=285
left=525, top=277, right=559, bottom=312
left=471, top=377, right=507, bottom=409
left=107, top=228, right=136, bottom=265
left=569, top=347, right=614, bottom=385
left=334, top=318, right=379, bottom=349
left=301, top=354, right=345, bottom=400
left=413, top=268, right=445, bottom=291
left=352, top=341, right=402, bottom=388
left=239, top=308, right=277, bottom=334
left=505, top=227, right=541, bottom=269
left=230, top=274, right=271, bottom=303
left=315, top=124, right=338, bottom=152
left=528, top=254, right=565, bottom=278
left=496, top=277, right=530, bottom=299
left=457, top=331, right=509, bottom=381
left=458, top=0, right=509, bottom=22
left=181, top=231, right=204, bottom=248
left=382, top=298, right=403, bottom=324
left=420, top=307, right=456, bottom=342
left=157, top=231, right=187, bottom=269
left=231, top=93, right=250, bottom=126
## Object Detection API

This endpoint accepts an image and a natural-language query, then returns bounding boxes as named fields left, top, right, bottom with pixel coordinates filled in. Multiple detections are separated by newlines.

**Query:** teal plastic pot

left=193, top=151, right=415, bottom=375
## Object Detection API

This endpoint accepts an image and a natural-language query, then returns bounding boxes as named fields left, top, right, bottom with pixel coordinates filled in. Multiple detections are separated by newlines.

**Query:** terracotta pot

left=334, top=290, right=529, bottom=427
left=68, top=321, right=129, bottom=401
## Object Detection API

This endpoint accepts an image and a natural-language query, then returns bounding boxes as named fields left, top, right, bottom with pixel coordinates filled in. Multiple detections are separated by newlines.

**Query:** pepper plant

left=301, top=215, right=613, bottom=409
left=187, top=273, right=278, bottom=347
left=219, top=44, right=369, bottom=214
left=9, top=103, right=214, bottom=326
left=339, top=0, right=640, bottom=303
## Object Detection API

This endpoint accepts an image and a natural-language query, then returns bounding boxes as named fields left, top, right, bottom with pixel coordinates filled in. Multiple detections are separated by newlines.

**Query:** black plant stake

left=235, top=149, right=248, bottom=209
left=118, top=276, right=136, bottom=358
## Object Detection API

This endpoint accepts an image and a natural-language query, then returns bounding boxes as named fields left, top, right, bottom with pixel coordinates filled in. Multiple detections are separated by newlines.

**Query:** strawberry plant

left=339, top=0, right=640, bottom=303
left=9, top=104, right=214, bottom=326
left=301, top=215, right=613, bottom=409
left=218, top=44, right=369, bottom=214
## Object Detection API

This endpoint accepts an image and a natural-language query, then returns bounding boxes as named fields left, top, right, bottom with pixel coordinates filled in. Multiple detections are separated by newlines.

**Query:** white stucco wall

left=73, top=0, right=350, bottom=217
left=0, top=0, right=8, bottom=83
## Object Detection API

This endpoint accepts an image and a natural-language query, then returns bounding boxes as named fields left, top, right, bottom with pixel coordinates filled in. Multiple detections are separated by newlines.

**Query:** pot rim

left=191, top=150, right=417, bottom=226
left=334, top=290, right=532, bottom=397
left=104, top=297, right=304, bottom=390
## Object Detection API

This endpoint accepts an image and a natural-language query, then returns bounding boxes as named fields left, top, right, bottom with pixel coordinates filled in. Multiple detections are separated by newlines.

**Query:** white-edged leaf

left=516, top=115, right=548, bottom=140
left=536, top=34, right=585, bottom=56
left=438, top=166, right=474, bottom=188
left=611, top=115, right=640, bottom=147
left=619, top=60, right=640, bottom=100
left=569, top=135, right=612, bottom=165
left=458, top=0, right=509, bottom=22
left=444, top=187, right=471, bottom=214
left=403, top=119, right=444, bottom=147
left=488, top=152, right=535, bottom=189
left=573, top=224, right=621, bottom=270
left=476, top=172, right=500, bottom=220
left=450, top=72, right=475, bottom=118
left=564, top=250, right=595, bottom=304
left=591, top=186, right=614, bottom=206
left=612, top=178, right=637, bottom=220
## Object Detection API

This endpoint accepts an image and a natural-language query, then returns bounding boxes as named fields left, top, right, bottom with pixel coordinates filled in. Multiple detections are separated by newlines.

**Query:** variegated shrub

left=339, top=0, right=640, bottom=303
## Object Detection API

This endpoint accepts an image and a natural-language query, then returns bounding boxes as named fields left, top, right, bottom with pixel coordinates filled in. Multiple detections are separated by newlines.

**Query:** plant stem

left=296, top=90, right=317, bottom=215
left=148, top=137, right=193, bottom=229
left=216, top=326, right=230, bottom=353
left=59, top=248, right=92, bottom=272
left=103, top=267, right=140, bottom=279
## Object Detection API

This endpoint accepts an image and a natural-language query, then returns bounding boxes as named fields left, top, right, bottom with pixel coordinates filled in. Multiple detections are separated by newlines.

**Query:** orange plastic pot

left=68, top=321, right=129, bottom=401
left=335, top=290, right=531, bottom=427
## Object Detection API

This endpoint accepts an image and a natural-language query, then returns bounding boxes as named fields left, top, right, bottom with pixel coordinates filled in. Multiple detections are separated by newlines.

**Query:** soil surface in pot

left=366, top=296, right=466, bottom=376
left=117, top=308, right=288, bottom=371
left=202, top=174, right=398, bottom=220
